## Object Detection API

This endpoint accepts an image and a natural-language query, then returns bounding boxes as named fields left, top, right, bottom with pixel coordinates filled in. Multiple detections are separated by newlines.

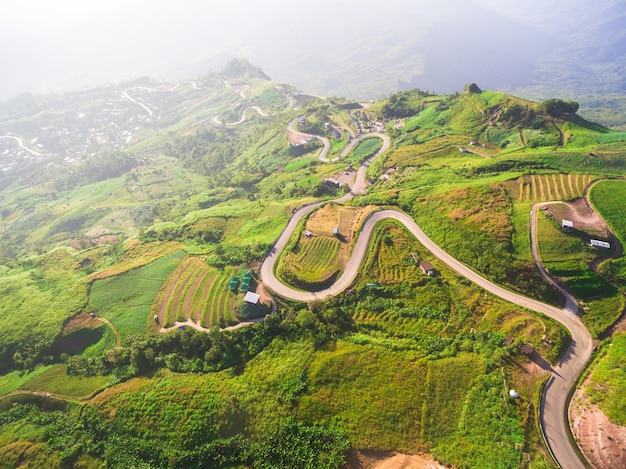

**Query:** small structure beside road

left=420, top=261, right=435, bottom=276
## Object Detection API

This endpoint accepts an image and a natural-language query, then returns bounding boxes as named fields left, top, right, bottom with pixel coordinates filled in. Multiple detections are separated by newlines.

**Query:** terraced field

left=153, top=258, right=237, bottom=328
left=283, top=236, right=342, bottom=284
left=359, top=221, right=419, bottom=285
left=506, top=174, right=595, bottom=202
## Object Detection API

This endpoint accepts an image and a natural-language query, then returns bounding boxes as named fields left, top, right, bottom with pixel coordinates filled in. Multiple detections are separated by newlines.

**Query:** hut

left=243, top=291, right=260, bottom=305
left=420, top=261, right=435, bottom=276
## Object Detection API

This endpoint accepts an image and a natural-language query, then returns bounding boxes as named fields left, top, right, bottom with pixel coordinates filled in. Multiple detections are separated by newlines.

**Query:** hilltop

left=0, top=63, right=625, bottom=468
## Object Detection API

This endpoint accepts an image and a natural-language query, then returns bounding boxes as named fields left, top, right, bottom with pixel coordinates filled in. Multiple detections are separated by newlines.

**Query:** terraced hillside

left=505, top=174, right=596, bottom=202
left=153, top=257, right=238, bottom=328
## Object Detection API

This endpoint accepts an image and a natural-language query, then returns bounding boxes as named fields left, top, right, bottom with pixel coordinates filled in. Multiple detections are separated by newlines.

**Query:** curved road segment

left=260, top=125, right=592, bottom=469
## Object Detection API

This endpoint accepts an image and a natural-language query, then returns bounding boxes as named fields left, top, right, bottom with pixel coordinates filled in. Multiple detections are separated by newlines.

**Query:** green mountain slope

left=0, top=66, right=624, bottom=468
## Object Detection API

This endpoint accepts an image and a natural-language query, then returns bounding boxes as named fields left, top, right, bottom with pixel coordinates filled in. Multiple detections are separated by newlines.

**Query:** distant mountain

left=1, top=0, right=623, bottom=104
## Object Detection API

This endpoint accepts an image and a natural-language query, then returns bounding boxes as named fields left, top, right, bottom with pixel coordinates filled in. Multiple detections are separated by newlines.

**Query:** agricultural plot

left=89, top=250, right=186, bottom=341
left=277, top=203, right=376, bottom=288
left=589, top=179, right=626, bottom=244
left=536, top=210, right=623, bottom=336
left=345, top=137, right=383, bottom=165
left=154, top=258, right=238, bottom=328
left=506, top=173, right=594, bottom=202
left=283, top=236, right=342, bottom=284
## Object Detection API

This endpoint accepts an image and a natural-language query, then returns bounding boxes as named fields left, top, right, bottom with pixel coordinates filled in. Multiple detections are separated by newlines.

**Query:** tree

left=538, top=99, right=579, bottom=118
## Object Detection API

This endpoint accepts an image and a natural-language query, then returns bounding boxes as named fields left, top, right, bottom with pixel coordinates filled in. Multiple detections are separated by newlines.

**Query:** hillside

left=0, top=63, right=625, bottom=468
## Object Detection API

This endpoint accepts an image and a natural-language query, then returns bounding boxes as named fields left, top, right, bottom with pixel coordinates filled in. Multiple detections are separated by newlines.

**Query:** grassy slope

left=0, top=80, right=624, bottom=468
left=89, top=250, right=186, bottom=341
left=536, top=210, right=623, bottom=336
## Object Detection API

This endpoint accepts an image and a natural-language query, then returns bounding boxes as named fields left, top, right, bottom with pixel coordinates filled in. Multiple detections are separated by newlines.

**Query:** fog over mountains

left=1, top=0, right=624, bottom=101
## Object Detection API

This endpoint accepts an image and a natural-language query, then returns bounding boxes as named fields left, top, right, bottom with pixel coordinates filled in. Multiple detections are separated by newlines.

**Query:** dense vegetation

left=0, top=64, right=624, bottom=468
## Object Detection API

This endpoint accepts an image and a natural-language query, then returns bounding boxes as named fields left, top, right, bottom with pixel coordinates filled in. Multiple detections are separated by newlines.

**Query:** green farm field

left=277, top=203, right=376, bottom=289
left=154, top=257, right=239, bottom=328
left=536, top=210, right=623, bottom=336
left=345, top=137, right=383, bottom=165
left=586, top=333, right=626, bottom=426
left=589, top=179, right=626, bottom=244
left=353, top=220, right=566, bottom=361
left=89, top=250, right=186, bottom=341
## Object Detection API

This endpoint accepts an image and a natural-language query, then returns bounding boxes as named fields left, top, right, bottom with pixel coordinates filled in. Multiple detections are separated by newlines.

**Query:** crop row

left=296, top=237, right=340, bottom=271
left=514, top=174, right=593, bottom=202
left=155, top=258, right=237, bottom=328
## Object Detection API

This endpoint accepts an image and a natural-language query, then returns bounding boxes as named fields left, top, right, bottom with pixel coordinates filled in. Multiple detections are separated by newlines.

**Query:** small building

left=590, top=239, right=611, bottom=249
left=326, top=178, right=343, bottom=188
left=243, top=291, right=260, bottom=304
left=502, top=336, right=514, bottom=347
left=332, top=227, right=339, bottom=235
left=520, top=343, right=534, bottom=357
left=420, top=261, right=435, bottom=276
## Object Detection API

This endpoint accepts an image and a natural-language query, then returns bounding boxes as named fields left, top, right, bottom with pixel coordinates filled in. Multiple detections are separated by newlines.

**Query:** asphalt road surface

left=260, top=126, right=592, bottom=469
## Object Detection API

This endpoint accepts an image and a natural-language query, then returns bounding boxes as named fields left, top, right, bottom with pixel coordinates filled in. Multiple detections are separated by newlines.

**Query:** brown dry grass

left=304, top=203, right=378, bottom=254
left=88, top=240, right=183, bottom=281
left=61, top=311, right=102, bottom=334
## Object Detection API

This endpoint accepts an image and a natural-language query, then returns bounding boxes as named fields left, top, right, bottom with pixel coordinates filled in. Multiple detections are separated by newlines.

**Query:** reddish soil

left=255, top=281, right=276, bottom=312
left=62, top=311, right=102, bottom=334
left=94, top=235, right=120, bottom=245
left=571, top=377, right=626, bottom=468
left=345, top=450, right=446, bottom=469
left=288, top=131, right=311, bottom=146
left=67, top=238, right=93, bottom=250
left=182, top=271, right=205, bottom=319
left=543, top=199, right=609, bottom=238
left=333, top=169, right=357, bottom=187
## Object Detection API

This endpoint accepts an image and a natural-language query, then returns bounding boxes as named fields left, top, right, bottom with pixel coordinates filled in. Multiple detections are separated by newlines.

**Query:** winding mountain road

left=260, top=123, right=593, bottom=469
left=0, top=135, right=45, bottom=157
left=287, top=117, right=332, bottom=161
left=212, top=106, right=269, bottom=126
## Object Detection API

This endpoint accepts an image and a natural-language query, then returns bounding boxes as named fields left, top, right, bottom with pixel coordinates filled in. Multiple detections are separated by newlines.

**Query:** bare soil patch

left=288, top=131, right=311, bottom=146
left=62, top=311, right=102, bottom=335
left=345, top=450, right=447, bottom=469
left=571, top=377, right=626, bottom=468
left=305, top=203, right=376, bottom=248
left=543, top=200, right=609, bottom=238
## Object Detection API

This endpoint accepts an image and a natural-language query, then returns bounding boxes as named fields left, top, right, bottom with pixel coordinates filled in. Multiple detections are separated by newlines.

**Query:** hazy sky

left=1, top=0, right=624, bottom=101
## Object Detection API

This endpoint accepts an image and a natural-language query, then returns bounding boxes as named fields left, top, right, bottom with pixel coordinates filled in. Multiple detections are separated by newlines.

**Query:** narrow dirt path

left=95, top=317, right=121, bottom=347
